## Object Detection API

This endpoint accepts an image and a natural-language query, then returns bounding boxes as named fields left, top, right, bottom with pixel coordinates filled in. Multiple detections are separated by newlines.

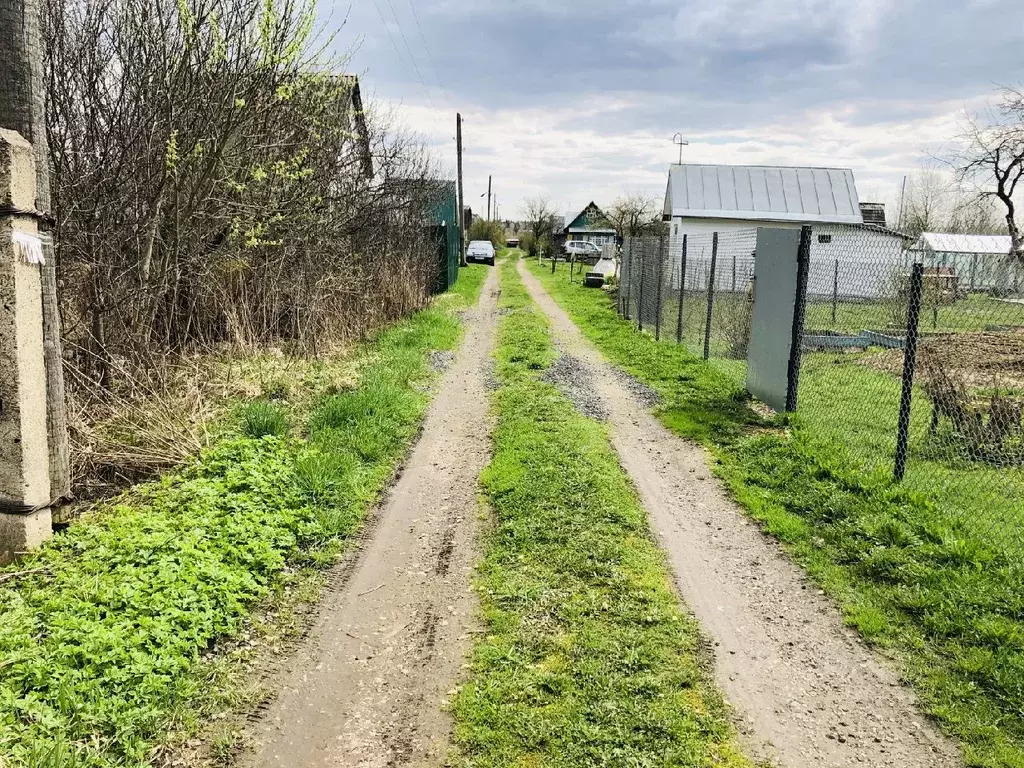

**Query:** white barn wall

left=663, top=216, right=905, bottom=299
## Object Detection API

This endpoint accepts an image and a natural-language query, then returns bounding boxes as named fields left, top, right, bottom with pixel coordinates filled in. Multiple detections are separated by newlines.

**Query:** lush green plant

left=526, top=258, right=1024, bottom=768
left=517, top=231, right=537, bottom=257
left=467, top=218, right=505, bottom=250
left=452, top=261, right=749, bottom=768
left=237, top=400, right=289, bottom=438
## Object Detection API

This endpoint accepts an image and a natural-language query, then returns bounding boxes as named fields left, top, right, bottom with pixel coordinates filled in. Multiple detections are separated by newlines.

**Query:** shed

left=662, top=163, right=908, bottom=298
left=909, top=233, right=1019, bottom=293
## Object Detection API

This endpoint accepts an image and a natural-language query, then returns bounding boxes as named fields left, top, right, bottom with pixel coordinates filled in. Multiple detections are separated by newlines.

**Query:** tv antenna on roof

left=672, top=133, right=689, bottom=165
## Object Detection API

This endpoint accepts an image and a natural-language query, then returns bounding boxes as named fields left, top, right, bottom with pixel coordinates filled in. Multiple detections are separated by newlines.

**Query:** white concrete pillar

left=0, top=128, right=52, bottom=558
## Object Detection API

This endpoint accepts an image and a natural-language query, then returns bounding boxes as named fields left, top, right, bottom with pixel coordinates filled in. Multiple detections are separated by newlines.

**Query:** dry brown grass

left=63, top=343, right=360, bottom=514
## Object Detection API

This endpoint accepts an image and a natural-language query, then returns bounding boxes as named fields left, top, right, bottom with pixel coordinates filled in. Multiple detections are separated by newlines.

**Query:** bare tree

left=42, top=0, right=446, bottom=393
left=608, top=193, right=660, bottom=240
left=521, top=196, right=560, bottom=243
left=901, top=168, right=951, bottom=239
left=951, top=86, right=1024, bottom=259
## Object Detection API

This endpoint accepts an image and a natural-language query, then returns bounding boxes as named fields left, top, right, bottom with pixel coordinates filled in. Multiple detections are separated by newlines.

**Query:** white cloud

left=328, top=0, right=1022, bottom=220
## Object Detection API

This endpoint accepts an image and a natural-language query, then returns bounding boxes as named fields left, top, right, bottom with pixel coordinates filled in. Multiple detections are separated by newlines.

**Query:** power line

left=382, top=0, right=438, bottom=114
left=369, top=0, right=415, bottom=90
left=405, top=0, right=450, bottom=102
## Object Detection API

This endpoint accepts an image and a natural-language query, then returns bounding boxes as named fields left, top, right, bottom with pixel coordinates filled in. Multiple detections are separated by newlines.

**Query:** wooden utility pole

left=456, top=113, right=467, bottom=267
left=486, top=175, right=492, bottom=221
left=0, top=0, right=70, bottom=508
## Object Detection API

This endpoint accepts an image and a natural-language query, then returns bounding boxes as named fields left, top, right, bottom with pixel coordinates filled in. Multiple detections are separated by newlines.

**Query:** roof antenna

left=673, top=133, right=689, bottom=165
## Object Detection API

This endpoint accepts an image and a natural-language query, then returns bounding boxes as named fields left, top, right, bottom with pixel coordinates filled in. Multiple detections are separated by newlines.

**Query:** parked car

left=564, top=240, right=602, bottom=261
left=466, top=240, right=496, bottom=266
left=506, top=237, right=520, bottom=248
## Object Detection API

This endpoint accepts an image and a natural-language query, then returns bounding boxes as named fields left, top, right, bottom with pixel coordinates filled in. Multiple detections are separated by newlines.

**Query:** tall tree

left=522, top=195, right=560, bottom=243
left=608, top=193, right=660, bottom=240
left=900, top=168, right=950, bottom=239
left=951, top=86, right=1024, bottom=259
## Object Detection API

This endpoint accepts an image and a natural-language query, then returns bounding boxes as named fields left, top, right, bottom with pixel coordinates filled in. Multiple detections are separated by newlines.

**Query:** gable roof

left=331, top=74, right=373, bottom=179
left=664, top=164, right=863, bottom=225
left=911, top=233, right=1013, bottom=255
left=564, top=201, right=615, bottom=233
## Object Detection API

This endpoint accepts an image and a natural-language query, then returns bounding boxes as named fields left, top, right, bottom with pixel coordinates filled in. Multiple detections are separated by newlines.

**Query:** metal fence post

left=618, top=243, right=626, bottom=321
left=676, top=234, right=687, bottom=343
left=703, top=232, right=718, bottom=360
left=636, top=244, right=646, bottom=332
left=784, top=226, right=812, bottom=412
left=969, top=252, right=978, bottom=293
left=832, top=258, right=839, bottom=325
left=731, top=252, right=737, bottom=292
left=933, top=254, right=945, bottom=328
left=654, top=235, right=665, bottom=341
left=894, top=262, right=925, bottom=482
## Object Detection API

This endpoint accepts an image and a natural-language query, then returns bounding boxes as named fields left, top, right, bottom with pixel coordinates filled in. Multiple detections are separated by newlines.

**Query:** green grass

left=804, top=293, right=1024, bottom=333
left=451, top=260, right=750, bottom=768
left=0, top=266, right=488, bottom=767
left=798, top=353, right=1024, bottom=538
left=236, top=400, right=290, bottom=438
left=525, top=256, right=1024, bottom=768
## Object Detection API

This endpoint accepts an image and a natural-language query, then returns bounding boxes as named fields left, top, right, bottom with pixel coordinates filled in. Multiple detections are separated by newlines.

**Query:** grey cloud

left=324, top=0, right=1023, bottom=210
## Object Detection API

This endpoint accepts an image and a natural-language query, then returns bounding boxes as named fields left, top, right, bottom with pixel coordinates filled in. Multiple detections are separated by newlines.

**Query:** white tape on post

left=12, top=231, right=45, bottom=265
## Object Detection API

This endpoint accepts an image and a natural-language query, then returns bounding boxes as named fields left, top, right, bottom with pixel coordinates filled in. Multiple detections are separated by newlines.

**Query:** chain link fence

left=619, top=230, right=757, bottom=382
left=797, top=226, right=1024, bottom=556
left=615, top=225, right=1024, bottom=557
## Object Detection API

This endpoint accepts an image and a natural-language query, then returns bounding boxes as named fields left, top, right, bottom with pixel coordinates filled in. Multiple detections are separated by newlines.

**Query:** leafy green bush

left=518, top=232, right=537, bottom=256
left=237, top=400, right=289, bottom=438
left=467, top=218, right=505, bottom=250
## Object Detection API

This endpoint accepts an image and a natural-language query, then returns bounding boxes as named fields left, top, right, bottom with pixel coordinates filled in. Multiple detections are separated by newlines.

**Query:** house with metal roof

left=662, top=163, right=910, bottom=298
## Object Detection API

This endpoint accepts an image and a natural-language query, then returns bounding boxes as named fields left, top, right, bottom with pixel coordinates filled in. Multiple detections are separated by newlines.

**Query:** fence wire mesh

left=616, top=224, right=1024, bottom=559
left=620, top=230, right=757, bottom=383
left=796, top=225, right=1024, bottom=558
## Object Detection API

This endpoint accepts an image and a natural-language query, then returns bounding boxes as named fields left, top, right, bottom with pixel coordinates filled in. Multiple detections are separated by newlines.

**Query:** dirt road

left=517, top=260, right=961, bottom=768
left=241, top=266, right=500, bottom=768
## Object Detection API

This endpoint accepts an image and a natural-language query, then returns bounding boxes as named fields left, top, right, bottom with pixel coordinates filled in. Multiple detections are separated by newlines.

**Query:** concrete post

left=0, top=128, right=52, bottom=557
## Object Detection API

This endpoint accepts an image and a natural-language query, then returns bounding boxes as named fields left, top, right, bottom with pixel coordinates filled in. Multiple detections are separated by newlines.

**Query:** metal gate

left=745, top=227, right=811, bottom=412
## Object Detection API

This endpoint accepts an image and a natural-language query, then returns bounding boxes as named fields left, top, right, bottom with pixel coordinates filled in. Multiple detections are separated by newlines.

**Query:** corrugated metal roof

left=664, top=164, right=864, bottom=225
left=912, top=233, right=1013, bottom=255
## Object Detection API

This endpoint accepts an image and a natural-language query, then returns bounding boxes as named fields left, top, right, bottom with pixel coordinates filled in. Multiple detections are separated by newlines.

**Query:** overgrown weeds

left=451, top=260, right=749, bottom=767
left=527, top=259, right=1024, bottom=768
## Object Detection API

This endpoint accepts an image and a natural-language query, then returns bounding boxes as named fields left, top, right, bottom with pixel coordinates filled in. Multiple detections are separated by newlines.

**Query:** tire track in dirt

left=517, top=259, right=962, bottom=768
left=241, top=266, right=500, bottom=768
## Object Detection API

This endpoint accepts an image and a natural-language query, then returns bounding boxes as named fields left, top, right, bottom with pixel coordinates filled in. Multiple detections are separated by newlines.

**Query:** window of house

left=818, top=234, right=833, bottom=244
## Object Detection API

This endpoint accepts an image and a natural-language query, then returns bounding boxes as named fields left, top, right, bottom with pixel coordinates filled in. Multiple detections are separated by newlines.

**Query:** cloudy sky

left=320, top=0, right=1022, bottom=221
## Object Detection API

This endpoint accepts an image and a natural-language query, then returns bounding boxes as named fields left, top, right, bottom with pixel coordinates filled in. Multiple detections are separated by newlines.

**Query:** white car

left=466, top=240, right=496, bottom=266
left=564, top=240, right=602, bottom=260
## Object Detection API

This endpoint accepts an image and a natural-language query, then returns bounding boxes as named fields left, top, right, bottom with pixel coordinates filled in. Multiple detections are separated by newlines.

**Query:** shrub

left=467, top=218, right=505, bottom=250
